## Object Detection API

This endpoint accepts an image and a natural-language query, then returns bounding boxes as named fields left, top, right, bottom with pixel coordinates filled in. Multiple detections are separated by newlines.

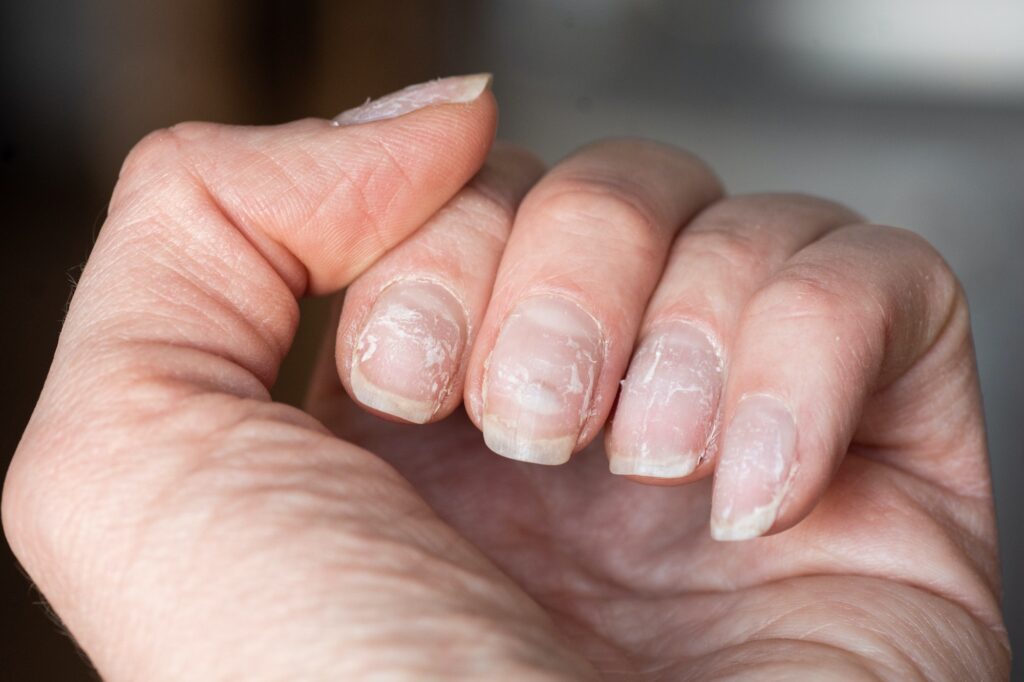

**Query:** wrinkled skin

left=309, top=360, right=1006, bottom=679
left=2, top=80, right=1008, bottom=680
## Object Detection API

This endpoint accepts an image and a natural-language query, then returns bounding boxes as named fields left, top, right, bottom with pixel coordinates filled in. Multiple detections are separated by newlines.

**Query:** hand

left=3, top=76, right=1008, bottom=680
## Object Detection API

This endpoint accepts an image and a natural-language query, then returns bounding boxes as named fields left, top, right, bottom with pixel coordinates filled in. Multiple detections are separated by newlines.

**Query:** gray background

left=2, top=0, right=1021, bottom=677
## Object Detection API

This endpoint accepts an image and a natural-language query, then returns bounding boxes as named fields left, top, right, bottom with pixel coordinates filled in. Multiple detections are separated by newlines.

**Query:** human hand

left=3, top=75, right=1009, bottom=680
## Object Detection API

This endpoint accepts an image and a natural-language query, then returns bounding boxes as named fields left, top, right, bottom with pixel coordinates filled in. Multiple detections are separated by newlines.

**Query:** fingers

left=710, top=224, right=969, bottom=540
left=464, top=139, right=723, bottom=464
left=0, top=71, right=495, bottom=647
left=336, top=143, right=545, bottom=423
left=607, top=195, right=860, bottom=479
left=2, top=76, right=500, bottom=672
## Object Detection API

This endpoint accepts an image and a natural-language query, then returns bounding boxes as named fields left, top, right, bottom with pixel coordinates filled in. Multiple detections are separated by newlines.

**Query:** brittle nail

left=482, top=296, right=602, bottom=465
left=333, top=74, right=492, bottom=126
left=351, top=281, right=466, bottom=423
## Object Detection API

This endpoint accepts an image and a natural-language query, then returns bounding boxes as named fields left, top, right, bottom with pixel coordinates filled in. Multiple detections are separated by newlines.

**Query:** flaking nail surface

left=711, top=394, right=798, bottom=541
left=351, top=281, right=465, bottom=423
left=482, top=296, right=602, bottom=464
left=608, top=321, right=722, bottom=478
left=333, top=74, right=491, bottom=125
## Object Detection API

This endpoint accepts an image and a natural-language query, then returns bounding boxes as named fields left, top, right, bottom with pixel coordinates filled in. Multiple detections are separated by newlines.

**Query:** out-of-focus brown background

left=2, top=1, right=1022, bottom=678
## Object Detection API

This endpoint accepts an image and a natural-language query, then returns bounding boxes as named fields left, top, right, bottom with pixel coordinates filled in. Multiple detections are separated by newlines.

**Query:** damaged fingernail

left=710, top=394, right=798, bottom=541
left=482, top=296, right=602, bottom=465
left=350, top=280, right=466, bottom=423
left=333, top=73, right=492, bottom=126
left=608, top=321, right=722, bottom=478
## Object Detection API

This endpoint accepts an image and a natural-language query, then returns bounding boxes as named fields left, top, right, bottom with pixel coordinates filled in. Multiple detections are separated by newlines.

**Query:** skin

left=2, top=78, right=1009, bottom=680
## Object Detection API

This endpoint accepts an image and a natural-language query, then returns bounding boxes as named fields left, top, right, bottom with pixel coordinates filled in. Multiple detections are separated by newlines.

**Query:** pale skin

left=1, top=75, right=1009, bottom=679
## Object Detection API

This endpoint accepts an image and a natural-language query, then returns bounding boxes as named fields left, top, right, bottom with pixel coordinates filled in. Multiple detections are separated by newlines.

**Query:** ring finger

left=606, top=194, right=860, bottom=480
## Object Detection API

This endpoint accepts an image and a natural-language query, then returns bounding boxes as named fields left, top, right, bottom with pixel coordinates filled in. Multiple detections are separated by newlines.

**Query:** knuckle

left=575, top=137, right=713, bottom=178
left=118, top=123, right=206, bottom=182
left=878, top=224, right=959, bottom=286
left=851, top=223, right=965, bottom=301
left=111, top=123, right=210, bottom=213
left=3, top=436, right=85, bottom=578
left=749, top=265, right=855, bottom=325
left=1, top=454, right=36, bottom=563
left=698, top=193, right=860, bottom=232
left=733, top=192, right=860, bottom=220
left=677, top=228, right=762, bottom=273
left=848, top=223, right=970, bottom=336
left=529, top=180, right=661, bottom=245
left=116, top=128, right=180, bottom=187
left=444, top=186, right=514, bottom=244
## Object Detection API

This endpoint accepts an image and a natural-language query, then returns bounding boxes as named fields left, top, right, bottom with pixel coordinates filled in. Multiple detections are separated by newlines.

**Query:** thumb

left=3, top=76, right=597, bottom=680
left=63, top=74, right=496, bottom=389
left=110, top=73, right=496, bottom=296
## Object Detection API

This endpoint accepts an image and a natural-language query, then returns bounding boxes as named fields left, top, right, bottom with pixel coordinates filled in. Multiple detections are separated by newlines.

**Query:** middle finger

left=607, top=194, right=861, bottom=481
left=464, top=138, right=722, bottom=464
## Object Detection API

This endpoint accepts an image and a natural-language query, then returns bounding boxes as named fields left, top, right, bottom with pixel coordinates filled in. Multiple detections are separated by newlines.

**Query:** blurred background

left=2, top=1, right=1022, bottom=678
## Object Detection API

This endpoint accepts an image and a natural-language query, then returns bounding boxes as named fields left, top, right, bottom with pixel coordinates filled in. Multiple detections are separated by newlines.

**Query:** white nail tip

left=482, top=416, right=574, bottom=465
left=333, top=74, right=491, bottom=125
left=350, top=364, right=435, bottom=424
left=710, top=500, right=781, bottom=541
left=711, top=459, right=798, bottom=541
left=608, top=455, right=699, bottom=478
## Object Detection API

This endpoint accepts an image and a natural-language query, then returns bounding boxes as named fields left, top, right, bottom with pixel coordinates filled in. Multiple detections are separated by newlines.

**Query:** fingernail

left=607, top=322, right=722, bottom=478
left=350, top=281, right=466, bottom=423
left=482, top=296, right=602, bottom=465
left=710, top=394, right=798, bottom=541
left=333, top=73, right=492, bottom=126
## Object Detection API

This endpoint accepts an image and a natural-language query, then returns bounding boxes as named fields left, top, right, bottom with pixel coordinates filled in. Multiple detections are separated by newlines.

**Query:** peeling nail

left=482, top=296, right=602, bottom=464
left=608, top=321, right=722, bottom=478
left=711, top=394, right=798, bottom=541
left=333, top=74, right=492, bottom=126
left=350, top=281, right=465, bottom=423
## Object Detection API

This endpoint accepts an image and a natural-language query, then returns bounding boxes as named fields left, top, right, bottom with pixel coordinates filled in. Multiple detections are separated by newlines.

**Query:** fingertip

left=709, top=394, right=799, bottom=541
left=344, top=279, right=468, bottom=424
left=606, top=446, right=716, bottom=486
left=605, top=320, right=724, bottom=483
